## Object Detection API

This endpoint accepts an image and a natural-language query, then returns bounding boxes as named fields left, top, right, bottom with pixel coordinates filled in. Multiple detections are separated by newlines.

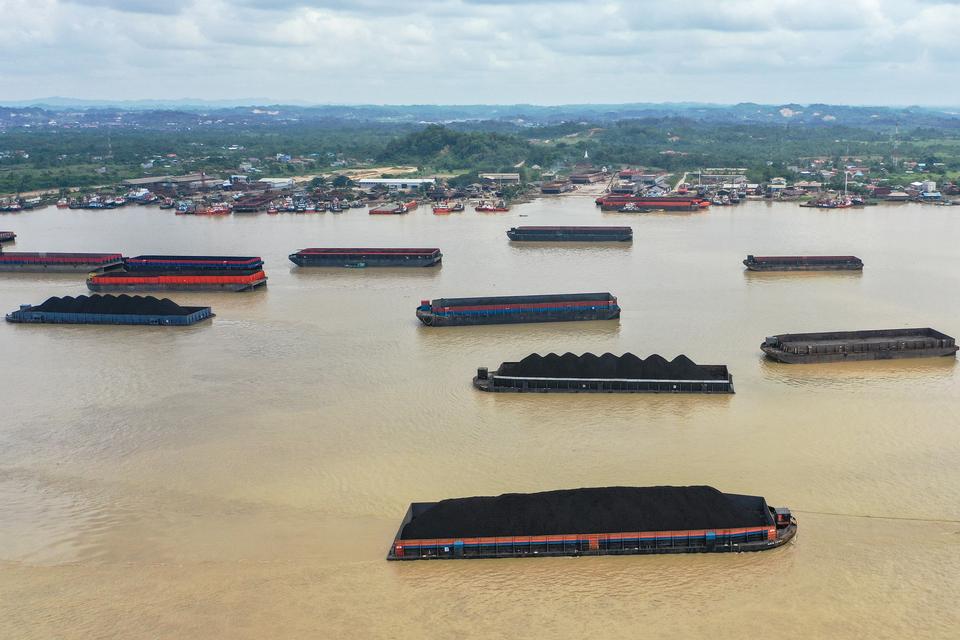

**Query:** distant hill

left=2, top=101, right=959, bottom=130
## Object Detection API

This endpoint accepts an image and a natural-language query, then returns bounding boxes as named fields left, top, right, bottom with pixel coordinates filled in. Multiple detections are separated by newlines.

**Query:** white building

left=357, top=178, right=435, bottom=191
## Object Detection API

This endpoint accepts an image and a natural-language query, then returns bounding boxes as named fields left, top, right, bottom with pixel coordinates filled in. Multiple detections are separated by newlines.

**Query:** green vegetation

left=3, top=117, right=960, bottom=195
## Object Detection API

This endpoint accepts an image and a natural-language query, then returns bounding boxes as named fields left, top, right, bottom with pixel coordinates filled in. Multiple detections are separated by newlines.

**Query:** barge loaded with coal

left=0, top=251, right=123, bottom=272
left=290, top=248, right=442, bottom=268
left=88, top=254, right=267, bottom=292
left=0, top=231, right=15, bottom=243
left=744, top=255, right=863, bottom=271
left=474, top=352, right=734, bottom=393
left=507, top=226, right=632, bottom=242
left=387, top=485, right=796, bottom=560
left=6, top=294, right=213, bottom=326
left=416, top=292, right=620, bottom=326
left=762, top=328, right=958, bottom=364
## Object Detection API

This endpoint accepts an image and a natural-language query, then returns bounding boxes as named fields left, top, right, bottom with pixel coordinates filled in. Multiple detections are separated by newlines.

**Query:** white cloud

left=0, top=0, right=958, bottom=104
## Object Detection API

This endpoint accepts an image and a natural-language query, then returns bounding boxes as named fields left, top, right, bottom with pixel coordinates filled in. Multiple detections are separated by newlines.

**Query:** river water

left=0, top=197, right=958, bottom=638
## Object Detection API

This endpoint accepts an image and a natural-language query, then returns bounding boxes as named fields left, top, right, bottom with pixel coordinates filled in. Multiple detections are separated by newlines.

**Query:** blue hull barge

left=474, top=352, right=733, bottom=393
left=6, top=294, right=213, bottom=326
left=507, top=226, right=632, bottom=242
left=290, top=247, right=441, bottom=268
left=762, top=328, right=958, bottom=363
left=417, top=292, right=620, bottom=327
left=387, top=486, right=796, bottom=561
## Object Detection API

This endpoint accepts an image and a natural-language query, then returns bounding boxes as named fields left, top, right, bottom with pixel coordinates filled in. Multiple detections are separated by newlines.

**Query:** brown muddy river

left=0, top=197, right=958, bottom=638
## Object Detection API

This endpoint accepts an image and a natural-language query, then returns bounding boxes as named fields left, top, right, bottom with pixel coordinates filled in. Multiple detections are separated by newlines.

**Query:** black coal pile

left=400, top=486, right=770, bottom=539
left=497, top=353, right=725, bottom=380
left=30, top=294, right=199, bottom=316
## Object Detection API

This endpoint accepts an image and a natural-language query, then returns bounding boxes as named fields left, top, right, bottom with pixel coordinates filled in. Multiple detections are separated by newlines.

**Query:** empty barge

left=289, top=248, right=442, bottom=268
left=87, top=270, right=266, bottom=292
left=762, top=328, right=958, bottom=364
left=474, top=352, right=734, bottom=393
left=507, top=226, right=632, bottom=242
left=6, top=294, right=213, bottom=326
left=124, top=255, right=264, bottom=272
left=387, top=486, right=796, bottom=561
left=744, top=255, right=863, bottom=271
left=0, top=251, right=123, bottom=273
left=596, top=196, right=710, bottom=212
left=416, top=292, right=620, bottom=327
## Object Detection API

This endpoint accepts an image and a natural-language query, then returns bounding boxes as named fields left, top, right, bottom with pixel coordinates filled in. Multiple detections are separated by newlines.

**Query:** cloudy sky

left=2, top=0, right=959, bottom=105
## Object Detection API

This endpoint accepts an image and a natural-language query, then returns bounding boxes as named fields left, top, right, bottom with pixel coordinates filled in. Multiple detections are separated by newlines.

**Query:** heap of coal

left=496, top=352, right=724, bottom=380
left=30, top=294, right=201, bottom=316
left=400, top=486, right=770, bottom=539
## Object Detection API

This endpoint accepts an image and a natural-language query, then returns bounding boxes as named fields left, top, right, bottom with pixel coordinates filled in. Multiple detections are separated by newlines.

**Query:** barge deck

left=762, top=328, right=958, bottom=363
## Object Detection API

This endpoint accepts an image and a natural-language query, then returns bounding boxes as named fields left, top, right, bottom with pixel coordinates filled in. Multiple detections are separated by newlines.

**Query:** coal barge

left=474, top=352, right=734, bottom=393
left=387, top=486, right=796, bottom=561
left=6, top=294, right=213, bottom=326
left=744, top=255, right=863, bottom=271
left=507, top=226, right=633, bottom=242
left=289, top=248, right=442, bottom=268
left=0, top=251, right=123, bottom=273
left=0, top=231, right=15, bottom=243
left=416, top=293, right=620, bottom=327
left=762, top=328, right=958, bottom=364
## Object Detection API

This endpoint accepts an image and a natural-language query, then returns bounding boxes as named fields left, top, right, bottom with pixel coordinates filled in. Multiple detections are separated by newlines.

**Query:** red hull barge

left=0, top=252, right=123, bottom=273
left=88, top=270, right=267, bottom=292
